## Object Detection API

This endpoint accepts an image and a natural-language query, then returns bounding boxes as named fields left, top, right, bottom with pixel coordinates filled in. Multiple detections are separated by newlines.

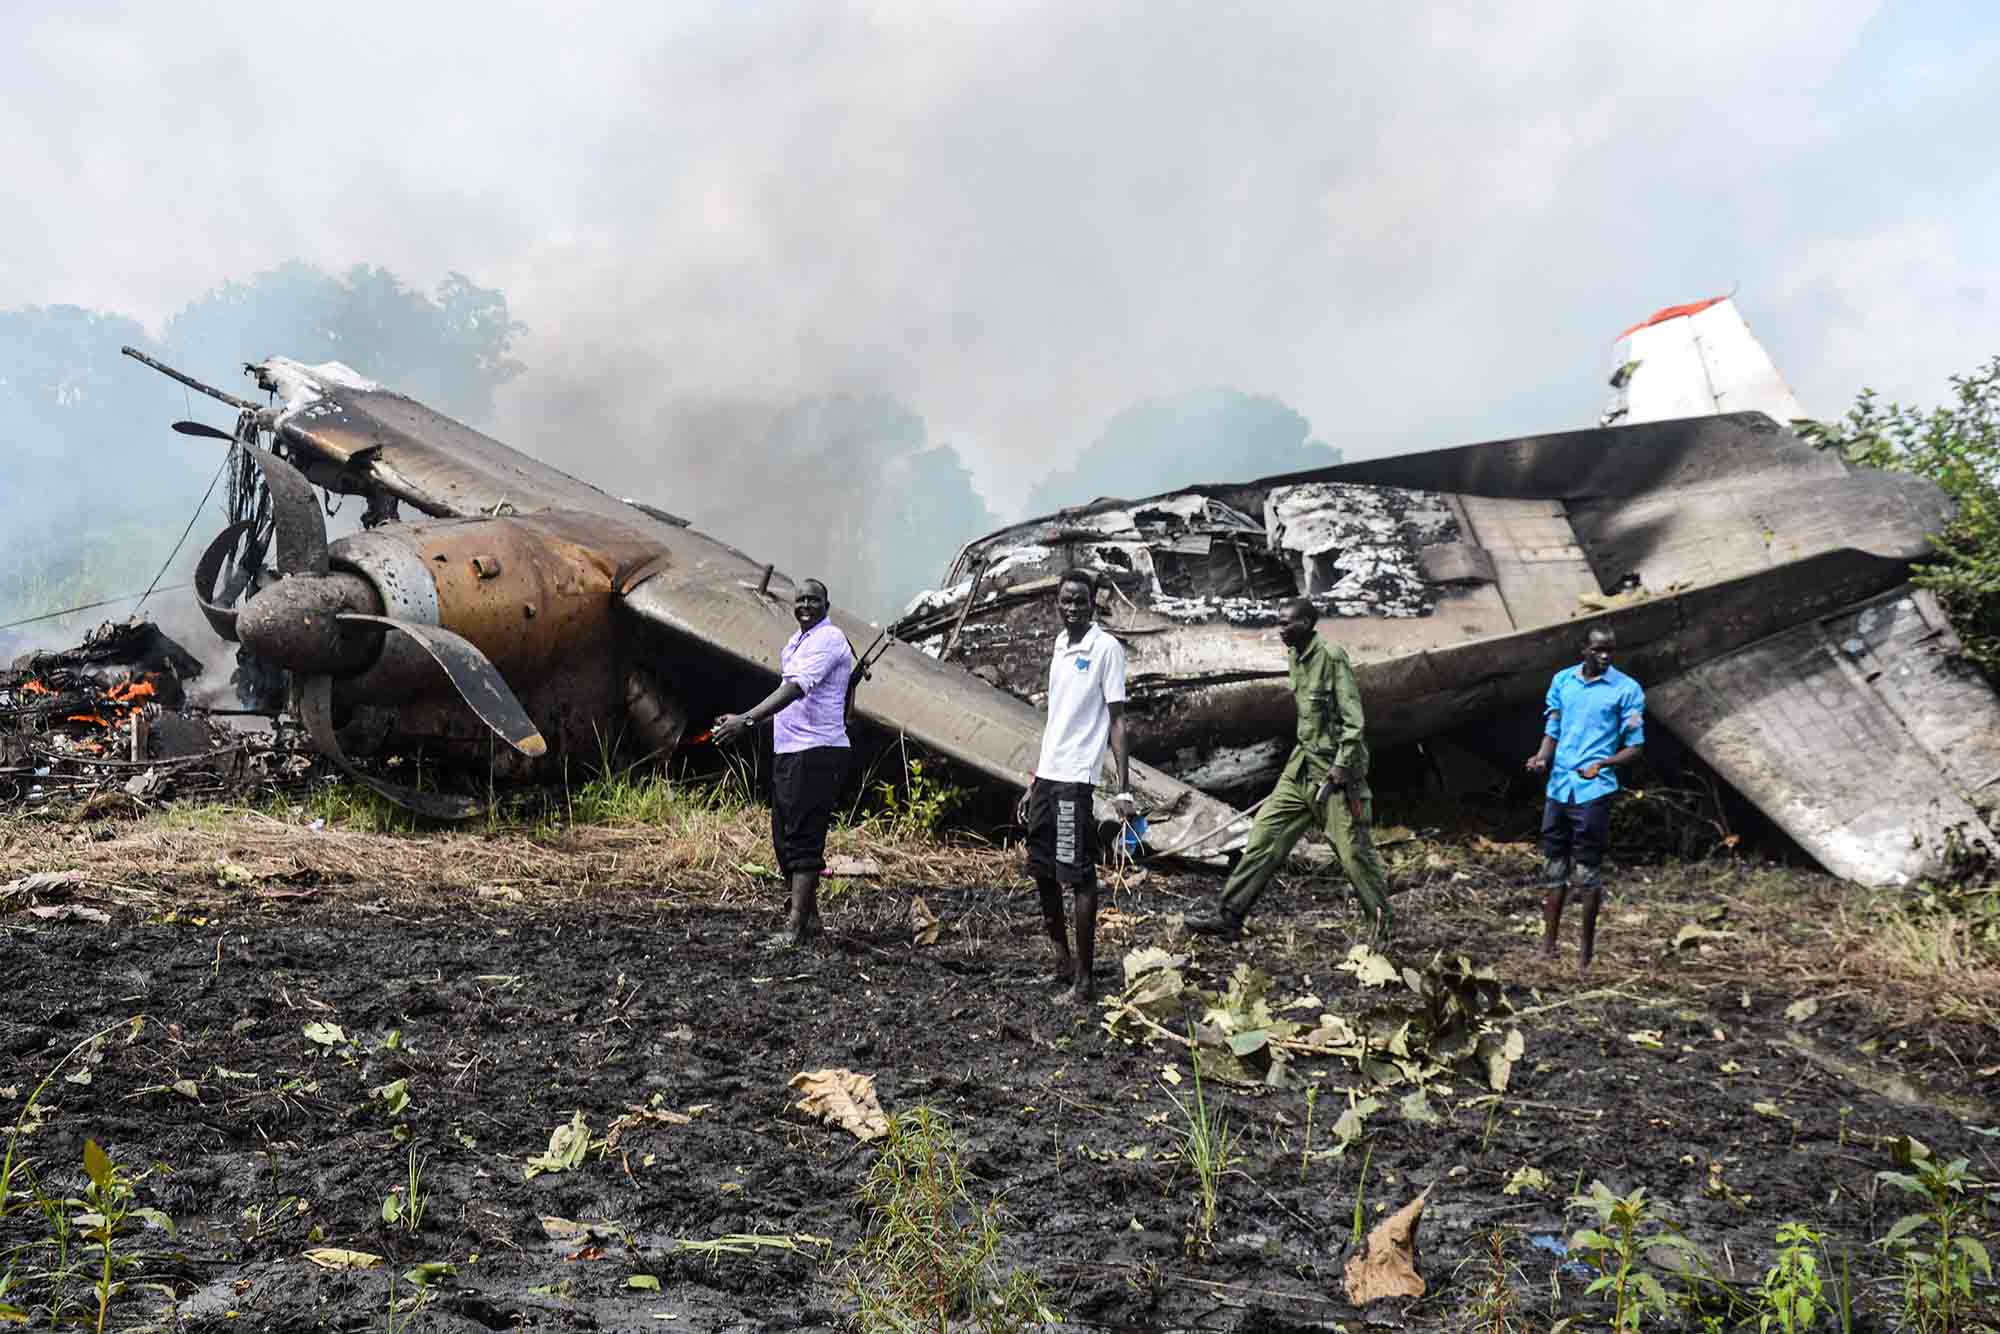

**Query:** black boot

left=1185, top=904, right=1245, bottom=940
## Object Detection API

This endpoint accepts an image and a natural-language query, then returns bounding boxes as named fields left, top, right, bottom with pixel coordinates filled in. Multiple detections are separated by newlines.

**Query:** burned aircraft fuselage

left=895, top=413, right=2000, bottom=884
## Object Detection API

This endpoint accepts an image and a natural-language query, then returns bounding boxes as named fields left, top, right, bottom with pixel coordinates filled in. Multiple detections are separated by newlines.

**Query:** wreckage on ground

left=893, top=299, right=2000, bottom=886
left=113, top=348, right=1242, bottom=850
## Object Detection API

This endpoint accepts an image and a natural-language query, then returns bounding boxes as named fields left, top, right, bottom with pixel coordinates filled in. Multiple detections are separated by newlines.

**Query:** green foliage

left=1567, top=1181, right=1700, bottom=1332
left=1165, top=1064, right=1240, bottom=1258
left=846, top=1107, right=1051, bottom=1333
left=1876, top=1151, right=1994, bottom=1334
left=1797, top=357, right=2000, bottom=677
left=1757, top=1222, right=1827, bottom=1334
left=379, top=1150, right=428, bottom=1235
left=872, top=758, right=968, bottom=838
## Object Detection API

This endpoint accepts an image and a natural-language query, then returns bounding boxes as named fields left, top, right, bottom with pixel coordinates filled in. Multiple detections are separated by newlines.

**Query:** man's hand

left=1577, top=760, right=1604, bottom=780
left=712, top=713, right=751, bottom=745
left=1015, top=788, right=1032, bottom=825
left=1525, top=753, right=1549, bottom=774
left=1113, top=792, right=1138, bottom=822
left=1314, top=767, right=1348, bottom=807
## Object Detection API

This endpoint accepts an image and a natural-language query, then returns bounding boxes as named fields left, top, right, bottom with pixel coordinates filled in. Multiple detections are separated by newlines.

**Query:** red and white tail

left=1601, top=296, right=1806, bottom=427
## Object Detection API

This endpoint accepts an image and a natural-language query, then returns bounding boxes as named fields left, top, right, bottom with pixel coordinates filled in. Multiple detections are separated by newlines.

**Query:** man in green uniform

left=1186, top=598, right=1393, bottom=941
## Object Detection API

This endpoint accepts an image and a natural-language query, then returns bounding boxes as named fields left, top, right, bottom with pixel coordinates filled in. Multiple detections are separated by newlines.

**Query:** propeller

left=188, top=439, right=547, bottom=818
left=172, top=420, right=237, bottom=441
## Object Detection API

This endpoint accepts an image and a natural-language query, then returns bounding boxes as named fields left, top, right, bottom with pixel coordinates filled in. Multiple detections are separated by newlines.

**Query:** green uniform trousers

left=1218, top=770, right=1391, bottom=928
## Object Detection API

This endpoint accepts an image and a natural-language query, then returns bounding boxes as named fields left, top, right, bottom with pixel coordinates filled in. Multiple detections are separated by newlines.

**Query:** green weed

left=379, top=1149, right=429, bottom=1234
left=1876, top=1149, right=1994, bottom=1334
left=1165, top=1064, right=1240, bottom=1258
left=1567, top=1181, right=1700, bottom=1332
left=845, top=1106, right=1051, bottom=1333
left=871, top=757, right=968, bottom=838
left=1756, top=1222, right=1827, bottom=1334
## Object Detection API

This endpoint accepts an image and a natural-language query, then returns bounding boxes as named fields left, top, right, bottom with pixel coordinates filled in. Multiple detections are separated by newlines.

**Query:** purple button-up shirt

left=773, top=620, right=853, bottom=754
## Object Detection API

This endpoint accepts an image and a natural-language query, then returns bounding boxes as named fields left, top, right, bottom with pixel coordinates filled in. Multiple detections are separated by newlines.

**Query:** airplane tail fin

left=1602, top=296, right=1807, bottom=428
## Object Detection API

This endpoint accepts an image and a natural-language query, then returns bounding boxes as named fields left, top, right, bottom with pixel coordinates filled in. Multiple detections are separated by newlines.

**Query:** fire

left=22, top=679, right=53, bottom=695
left=683, top=728, right=713, bottom=747
left=107, top=679, right=157, bottom=703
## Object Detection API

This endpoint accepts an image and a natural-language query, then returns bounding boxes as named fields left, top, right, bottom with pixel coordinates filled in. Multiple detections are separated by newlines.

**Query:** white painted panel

left=1688, top=300, right=1808, bottom=422
left=1623, top=321, right=1716, bottom=422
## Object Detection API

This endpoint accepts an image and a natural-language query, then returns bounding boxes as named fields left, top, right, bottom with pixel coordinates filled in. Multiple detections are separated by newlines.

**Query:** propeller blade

left=240, top=447, right=329, bottom=577
left=296, top=674, right=485, bottom=821
left=335, top=614, right=547, bottom=758
left=192, top=521, right=253, bottom=642
left=172, top=419, right=237, bottom=441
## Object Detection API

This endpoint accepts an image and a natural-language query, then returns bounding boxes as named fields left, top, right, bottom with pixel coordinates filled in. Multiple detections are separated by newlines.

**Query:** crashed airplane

left=122, top=348, right=1243, bottom=847
left=893, top=299, right=2000, bottom=886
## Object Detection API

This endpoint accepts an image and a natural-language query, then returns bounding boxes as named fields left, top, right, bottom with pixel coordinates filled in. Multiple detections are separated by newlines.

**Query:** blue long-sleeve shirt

left=1543, top=664, right=1645, bottom=803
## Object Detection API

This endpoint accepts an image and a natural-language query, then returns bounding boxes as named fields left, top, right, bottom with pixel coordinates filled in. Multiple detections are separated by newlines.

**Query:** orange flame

left=107, top=679, right=156, bottom=703
left=22, top=679, right=53, bottom=695
left=683, top=728, right=713, bottom=747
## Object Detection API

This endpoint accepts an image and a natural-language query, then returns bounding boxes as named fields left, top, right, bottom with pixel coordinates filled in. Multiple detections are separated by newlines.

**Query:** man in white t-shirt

left=1016, top=569, right=1138, bottom=1003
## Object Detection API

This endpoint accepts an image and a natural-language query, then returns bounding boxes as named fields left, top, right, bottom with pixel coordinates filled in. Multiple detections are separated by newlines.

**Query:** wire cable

left=1, top=584, right=195, bottom=632
left=133, top=451, right=231, bottom=615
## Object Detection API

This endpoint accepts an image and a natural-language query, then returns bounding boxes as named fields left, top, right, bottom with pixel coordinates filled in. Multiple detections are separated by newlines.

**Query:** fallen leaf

left=1672, top=923, right=1734, bottom=949
left=1503, top=1165, right=1550, bottom=1196
left=1339, top=944, right=1401, bottom=989
left=1783, top=997, right=1819, bottom=1024
left=823, top=855, right=881, bottom=878
left=606, top=1106, right=693, bottom=1148
left=403, top=1262, right=454, bottom=1287
left=171, top=1079, right=200, bottom=1100
left=788, top=1068, right=888, bottom=1141
left=0, top=870, right=88, bottom=898
left=1482, top=1029, right=1525, bottom=1093
left=1752, top=1101, right=1786, bottom=1119
left=1332, top=1096, right=1381, bottom=1145
left=215, top=860, right=257, bottom=887
left=525, top=1112, right=598, bottom=1178
left=302, top=1248, right=383, bottom=1271
left=25, top=904, right=110, bottom=924
left=1398, top=1089, right=1439, bottom=1125
left=1626, top=1030, right=1665, bottom=1049
left=627, top=1274, right=661, bottom=1291
left=302, top=1021, right=346, bottom=1049
left=1344, top=1189, right=1430, bottom=1303
left=909, top=896, right=940, bottom=948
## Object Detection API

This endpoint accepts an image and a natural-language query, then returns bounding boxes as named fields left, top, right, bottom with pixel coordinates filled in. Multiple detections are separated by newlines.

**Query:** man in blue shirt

left=1525, top=626, right=1644, bottom=970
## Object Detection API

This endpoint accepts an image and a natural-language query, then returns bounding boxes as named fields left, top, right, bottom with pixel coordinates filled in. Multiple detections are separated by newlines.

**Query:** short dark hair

left=1585, top=626, right=1616, bottom=647
left=1282, top=597, right=1319, bottom=627
left=1057, top=568, right=1097, bottom=597
left=799, top=578, right=828, bottom=599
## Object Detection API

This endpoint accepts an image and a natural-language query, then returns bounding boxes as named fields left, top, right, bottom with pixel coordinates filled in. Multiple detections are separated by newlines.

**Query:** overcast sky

left=5, top=1, right=1995, bottom=514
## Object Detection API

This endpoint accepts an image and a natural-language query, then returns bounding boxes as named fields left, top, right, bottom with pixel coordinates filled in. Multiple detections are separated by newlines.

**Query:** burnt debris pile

left=0, top=618, right=301, bottom=811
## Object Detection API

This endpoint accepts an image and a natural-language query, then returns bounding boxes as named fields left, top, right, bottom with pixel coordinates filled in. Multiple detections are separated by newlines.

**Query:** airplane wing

left=257, top=359, right=1245, bottom=848
left=1647, top=590, right=2000, bottom=885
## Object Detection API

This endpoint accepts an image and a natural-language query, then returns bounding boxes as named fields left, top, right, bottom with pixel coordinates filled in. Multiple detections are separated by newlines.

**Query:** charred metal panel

left=1649, top=585, right=2000, bottom=885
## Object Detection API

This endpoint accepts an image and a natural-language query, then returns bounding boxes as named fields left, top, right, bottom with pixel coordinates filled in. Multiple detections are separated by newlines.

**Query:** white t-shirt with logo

left=1035, top=622, right=1128, bottom=784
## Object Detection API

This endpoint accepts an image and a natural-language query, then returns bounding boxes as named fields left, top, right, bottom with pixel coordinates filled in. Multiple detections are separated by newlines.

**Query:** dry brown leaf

left=909, top=896, right=940, bottom=947
left=605, top=1105, right=694, bottom=1148
left=302, top=1247, right=383, bottom=1270
left=25, top=904, right=111, bottom=924
left=1343, top=1188, right=1429, bottom=1304
left=789, top=1068, right=888, bottom=1141
left=0, top=870, right=90, bottom=899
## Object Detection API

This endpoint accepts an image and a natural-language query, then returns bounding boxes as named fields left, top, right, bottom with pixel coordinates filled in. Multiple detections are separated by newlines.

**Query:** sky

left=4, top=1, right=1996, bottom=517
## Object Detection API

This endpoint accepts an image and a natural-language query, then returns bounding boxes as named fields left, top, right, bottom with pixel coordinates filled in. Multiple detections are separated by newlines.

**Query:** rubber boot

left=1541, top=887, right=1568, bottom=960
left=1185, top=904, right=1246, bottom=940
left=763, top=871, right=823, bottom=951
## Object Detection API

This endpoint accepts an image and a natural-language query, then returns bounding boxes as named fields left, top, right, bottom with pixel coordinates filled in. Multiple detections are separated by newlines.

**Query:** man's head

left=1056, top=569, right=1097, bottom=631
left=1581, top=626, right=1615, bottom=678
left=1278, top=597, right=1319, bottom=652
left=794, top=578, right=829, bottom=631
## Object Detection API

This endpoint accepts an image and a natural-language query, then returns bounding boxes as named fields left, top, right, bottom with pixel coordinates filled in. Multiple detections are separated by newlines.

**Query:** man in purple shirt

left=713, top=578, right=854, bottom=949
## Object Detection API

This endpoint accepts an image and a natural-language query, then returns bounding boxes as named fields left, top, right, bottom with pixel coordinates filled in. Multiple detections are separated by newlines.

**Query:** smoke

left=4, top=1, right=1999, bottom=631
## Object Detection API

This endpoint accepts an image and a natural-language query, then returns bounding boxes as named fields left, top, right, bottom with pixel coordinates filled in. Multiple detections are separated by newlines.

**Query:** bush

left=1797, top=357, right=2000, bottom=678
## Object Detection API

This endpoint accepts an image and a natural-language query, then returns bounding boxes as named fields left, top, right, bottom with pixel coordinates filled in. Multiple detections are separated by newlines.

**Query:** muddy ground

left=2, top=803, right=1996, bottom=1332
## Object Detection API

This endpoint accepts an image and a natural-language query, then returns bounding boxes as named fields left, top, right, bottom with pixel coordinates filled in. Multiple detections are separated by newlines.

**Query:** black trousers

left=1541, top=795, right=1611, bottom=889
left=771, top=747, right=847, bottom=874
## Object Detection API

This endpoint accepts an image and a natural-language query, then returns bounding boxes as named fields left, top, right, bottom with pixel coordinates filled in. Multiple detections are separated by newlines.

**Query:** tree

left=1025, top=387, right=1340, bottom=516
left=1797, top=357, right=2000, bottom=677
left=697, top=393, right=999, bottom=622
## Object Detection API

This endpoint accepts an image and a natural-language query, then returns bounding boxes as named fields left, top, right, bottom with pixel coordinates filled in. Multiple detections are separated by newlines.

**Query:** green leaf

left=130, top=1207, right=176, bottom=1234
left=83, top=1140, right=111, bottom=1193
left=626, top=1274, right=661, bottom=1291
left=1227, top=1029, right=1269, bottom=1056
left=1878, top=1213, right=1931, bottom=1247
left=403, top=1262, right=455, bottom=1288
left=0, top=1304, right=26, bottom=1324
left=381, top=1194, right=402, bottom=1224
left=1952, top=1236, right=1991, bottom=1278
left=1571, top=1229, right=1614, bottom=1251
